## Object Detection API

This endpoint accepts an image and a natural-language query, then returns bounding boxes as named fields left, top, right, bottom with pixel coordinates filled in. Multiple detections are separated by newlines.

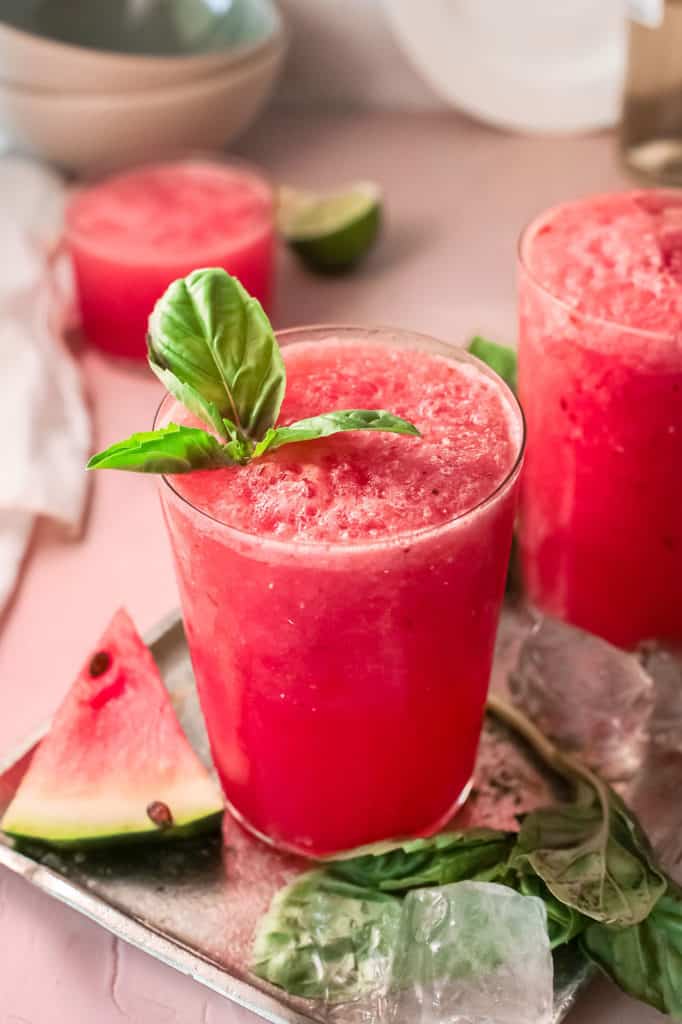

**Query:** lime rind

left=277, top=182, right=382, bottom=273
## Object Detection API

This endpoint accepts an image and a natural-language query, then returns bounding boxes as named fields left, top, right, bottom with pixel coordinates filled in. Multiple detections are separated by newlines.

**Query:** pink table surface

left=0, top=111, right=661, bottom=1023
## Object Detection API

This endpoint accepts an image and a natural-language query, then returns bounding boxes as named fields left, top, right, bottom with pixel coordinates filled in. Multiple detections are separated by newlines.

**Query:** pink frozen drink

left=519, top=191, right=682, bottom=648
left=159, top=327, right=524, bottom=855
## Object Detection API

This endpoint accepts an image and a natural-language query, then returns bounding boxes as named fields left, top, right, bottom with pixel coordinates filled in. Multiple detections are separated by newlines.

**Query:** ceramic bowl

left=383, top=0, right=624, bottom=134
left=0, top=0, right=282, bottom=93
left=0, top=36, right=286, bottom=174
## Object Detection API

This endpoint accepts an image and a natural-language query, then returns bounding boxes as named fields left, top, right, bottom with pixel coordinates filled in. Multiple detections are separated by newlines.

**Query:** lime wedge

left=277, top=181, right=382, bottom=273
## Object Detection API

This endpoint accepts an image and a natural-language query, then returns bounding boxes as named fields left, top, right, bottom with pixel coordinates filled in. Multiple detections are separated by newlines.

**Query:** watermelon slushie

left=519, top=192, right=682, bottom=648
left=66, top=158, right=274, bottom=360
left=159, top=328, right=524, bottom=856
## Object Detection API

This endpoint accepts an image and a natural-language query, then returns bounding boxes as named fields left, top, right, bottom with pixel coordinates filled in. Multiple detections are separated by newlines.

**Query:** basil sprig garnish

left=88, top=268, right=419, bottom=474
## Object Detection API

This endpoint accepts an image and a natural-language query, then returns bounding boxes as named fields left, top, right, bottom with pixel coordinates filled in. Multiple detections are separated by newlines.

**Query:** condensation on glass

left=621, top=1, right=682, bottom=183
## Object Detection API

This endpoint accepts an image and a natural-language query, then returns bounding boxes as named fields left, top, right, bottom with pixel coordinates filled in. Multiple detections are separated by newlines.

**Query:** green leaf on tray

left=327, top=829, right=515, bottom=892
left=467, top=335, right=518, bottom=393
left=513, top=788, right=666, bottom=928
left=490, top=694, right=667, bottom=929
left=325, top=829, right=586, bottom=950
left=251, top=870, right=401, bottom=1002
left=148, top=268, right=286, bottom=442
left=581, top=882, right=682, bottom=1017
left=253, top=409, right=420, bottom=457
left=87, top=423, right=235, bottom=473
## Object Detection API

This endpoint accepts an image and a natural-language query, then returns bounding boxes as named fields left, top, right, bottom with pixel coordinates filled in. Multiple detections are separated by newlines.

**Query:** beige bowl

left=0, top=37, right=286, bottom=175
left=0, top=0, right=284, bottom=93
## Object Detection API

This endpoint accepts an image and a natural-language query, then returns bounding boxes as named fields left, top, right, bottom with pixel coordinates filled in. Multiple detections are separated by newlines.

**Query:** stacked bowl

left=0, top=0, right=286, bottom=173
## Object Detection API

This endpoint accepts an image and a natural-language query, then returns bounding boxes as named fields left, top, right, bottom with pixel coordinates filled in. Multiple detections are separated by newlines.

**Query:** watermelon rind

left=2, top=793, right=223, bottom=849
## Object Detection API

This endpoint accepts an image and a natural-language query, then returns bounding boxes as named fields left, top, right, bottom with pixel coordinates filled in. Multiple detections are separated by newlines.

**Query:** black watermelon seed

left=89, top=651, right=112, bottom=678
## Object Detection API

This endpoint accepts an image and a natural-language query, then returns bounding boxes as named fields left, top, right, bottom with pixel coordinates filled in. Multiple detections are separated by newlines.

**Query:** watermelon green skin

left=1, top=609, right=224, bottom=848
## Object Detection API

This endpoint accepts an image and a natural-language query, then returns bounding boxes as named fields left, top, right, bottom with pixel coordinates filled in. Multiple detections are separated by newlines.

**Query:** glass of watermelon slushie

left=65, top=157, right=274, bottom=361
left=519, top=192, right=682, bottom=649
left=158, top=327, right=524, bottom=856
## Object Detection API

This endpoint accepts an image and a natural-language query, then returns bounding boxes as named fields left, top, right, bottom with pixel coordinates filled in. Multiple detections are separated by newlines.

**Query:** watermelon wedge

left=1, top=609, right=224, bottom=847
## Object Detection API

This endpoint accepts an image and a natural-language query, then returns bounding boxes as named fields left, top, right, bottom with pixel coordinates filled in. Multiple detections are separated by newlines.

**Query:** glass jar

left=621, top=1, right=682, bottom=183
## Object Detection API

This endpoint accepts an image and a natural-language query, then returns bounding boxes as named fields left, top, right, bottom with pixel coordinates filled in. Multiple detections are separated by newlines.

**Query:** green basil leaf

left=327, top=829, right=514, bottom=892
left=581, top=883, right=682, bottom=1017
left=251, top=870, right=401, bottom=1002
left=513, top=796, right=666, bottom=928
left=253, top=409, right=420, bottom=457
left=467, top=336, right=517, bottom=393
left=147, top=355, right=229, bottom=440
left=87, top=423, right=234, bottom=474
left=148, top=268, right=286, bottom=441
left=490, top=695, right=666, bottom=929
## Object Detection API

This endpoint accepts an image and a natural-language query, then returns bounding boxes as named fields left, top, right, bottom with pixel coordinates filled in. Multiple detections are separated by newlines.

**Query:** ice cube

left=509, top=616, right=655, bottom=783
left=638, top=643, right=682, bottom=754
left=629, top=644, right=682, bottom=878
left=388, top=881, right=553, bottom=1024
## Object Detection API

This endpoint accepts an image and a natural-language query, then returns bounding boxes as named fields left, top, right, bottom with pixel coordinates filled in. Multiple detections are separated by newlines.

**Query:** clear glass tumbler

left=518, top=200, right=682, bottom=649
left=158, top=326, right=524, bottom=856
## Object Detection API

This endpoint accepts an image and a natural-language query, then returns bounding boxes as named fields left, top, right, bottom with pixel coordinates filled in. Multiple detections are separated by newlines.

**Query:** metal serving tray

left=0, top=609, right=595, bottom=1023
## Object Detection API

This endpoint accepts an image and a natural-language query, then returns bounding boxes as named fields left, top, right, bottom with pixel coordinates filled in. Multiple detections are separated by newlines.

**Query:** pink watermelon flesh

left=1, top=609, right=223, bottom=847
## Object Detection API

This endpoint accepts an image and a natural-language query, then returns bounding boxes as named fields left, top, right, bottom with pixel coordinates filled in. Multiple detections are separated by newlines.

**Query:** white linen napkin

left=0, top=157, right=90, bottom=613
